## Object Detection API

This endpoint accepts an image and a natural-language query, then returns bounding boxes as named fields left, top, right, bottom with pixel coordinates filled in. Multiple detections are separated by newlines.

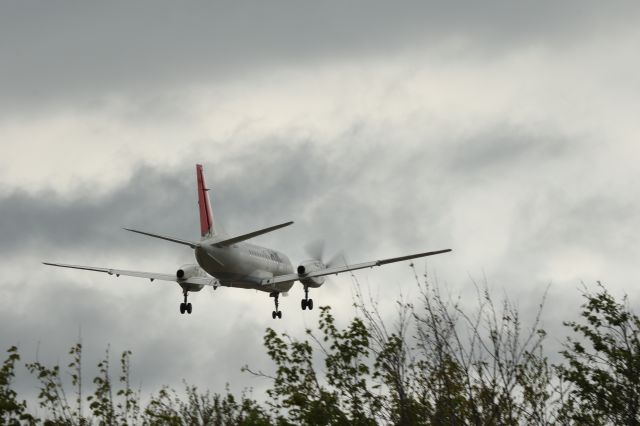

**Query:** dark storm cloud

left=1, top=116, right=630, bottom=283
left=0, top=123, right=611, bottom=264
left=447, top=125, right=569, bottom=179
left=0, top=164, right=198, bottom=255
left=0, top=139, right=450, bottom=260
left=1, top=1, right=639, bottom=113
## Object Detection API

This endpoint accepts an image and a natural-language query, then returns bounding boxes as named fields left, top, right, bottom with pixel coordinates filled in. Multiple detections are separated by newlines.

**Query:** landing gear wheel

left=270, top=292, right=283, bottom=319
left=301, top=287, right=313, bottom=311
left=180, top=290, right=191, bottom=316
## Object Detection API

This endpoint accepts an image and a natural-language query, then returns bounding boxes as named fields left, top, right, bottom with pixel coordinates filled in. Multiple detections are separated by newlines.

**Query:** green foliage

left=4, top=280, right=640, bottom=425
left=145, top=384, right=270, bottom=425
left=254, top=324, right=352, bottom=424
left=18, top=342, right=269, bottom=425
left=558, top=283, right=640, bottom=425
left=84, top=347, right=142, bottom=425
left=24, top=343, right=140, bottom=425
left=316, top=306, right=380, bottom=424
left=351, top=274, right=555, bottom=425
left=26, top=348, right=77, bottom=424
left=0, top=346, right=35, bottom=425
left=116, top=350, right=141, bottom=425
left=246, top=274, right=555, bottom=425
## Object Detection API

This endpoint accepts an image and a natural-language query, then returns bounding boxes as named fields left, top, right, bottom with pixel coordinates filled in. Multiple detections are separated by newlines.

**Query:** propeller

left=304, top=240, right=325, bottom=262
left=304, top=240, right=345, bottom=269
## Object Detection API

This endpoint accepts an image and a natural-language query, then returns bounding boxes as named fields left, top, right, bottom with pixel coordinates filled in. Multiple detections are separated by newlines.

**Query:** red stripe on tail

left=196, top=164, right=214, bottom=237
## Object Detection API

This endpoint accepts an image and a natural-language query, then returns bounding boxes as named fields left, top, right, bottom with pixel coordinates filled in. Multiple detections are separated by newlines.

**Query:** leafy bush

left=1, top=278, right=639, bottom=425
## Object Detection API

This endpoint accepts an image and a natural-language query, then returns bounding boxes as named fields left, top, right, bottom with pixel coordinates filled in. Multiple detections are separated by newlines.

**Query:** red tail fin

left=196, top=164, right=215, bottom=238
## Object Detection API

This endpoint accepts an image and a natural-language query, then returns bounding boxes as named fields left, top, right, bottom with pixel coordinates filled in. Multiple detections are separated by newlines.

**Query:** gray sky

left=2, top=0, right=640, bottom=401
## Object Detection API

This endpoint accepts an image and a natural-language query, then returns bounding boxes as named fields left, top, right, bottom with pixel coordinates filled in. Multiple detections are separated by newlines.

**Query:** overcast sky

left=2, top=1, right=640, bottom=402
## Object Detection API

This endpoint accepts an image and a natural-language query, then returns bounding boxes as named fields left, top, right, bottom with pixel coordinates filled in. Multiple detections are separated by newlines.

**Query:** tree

left=0, top=346, right=35, bottom=425
left=352, top=268, right=555, bottom=425
left=25, top=343, right=141, bottom=425
left=6, top=278, right=640, bottom=424
left=244, top=306, right=380, bottom=425
left=558, top=282, right=640, bottom=425
left=145, top=384, right=270, bottom=425
left=246, top=270, right=556, bottom=425
left=23, top=343, right=270, bottom=425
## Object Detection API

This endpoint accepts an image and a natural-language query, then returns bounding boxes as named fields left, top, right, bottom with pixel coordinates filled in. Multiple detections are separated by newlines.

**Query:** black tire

left=187, top=303, right=192, bottom=314
left=272, top=311, right=276, bottom=319
left=277, top=311, right=282, bottom=319
left=301, top=299, right=307, bottom=310
left=308, top=299, right=313, bottom=310
left=180, top=303, right=185, bottom=314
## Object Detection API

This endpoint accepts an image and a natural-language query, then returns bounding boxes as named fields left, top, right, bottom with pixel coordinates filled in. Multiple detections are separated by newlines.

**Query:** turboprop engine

left=297, top=260, right=326, bottom=288
left=176, top=264, right=205, bottom=292
left=297, top=240, right=344, bottom=289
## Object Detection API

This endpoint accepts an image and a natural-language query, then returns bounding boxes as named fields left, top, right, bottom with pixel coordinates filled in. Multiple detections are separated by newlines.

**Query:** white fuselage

left=194, top=240, right=295, bottom=293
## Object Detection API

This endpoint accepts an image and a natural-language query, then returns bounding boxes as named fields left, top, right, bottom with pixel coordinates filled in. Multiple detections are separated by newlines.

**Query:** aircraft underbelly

left=179, top=282, right=205, bottom=292
left=195, top=246, right=293, bottom=293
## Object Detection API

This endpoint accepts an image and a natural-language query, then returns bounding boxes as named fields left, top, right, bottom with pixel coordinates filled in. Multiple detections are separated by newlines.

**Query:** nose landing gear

left=301, top=286, right=313, bottom=310
left=179, top=289, right=192, bottom=315
left=270, top=291, right=282, bottom=319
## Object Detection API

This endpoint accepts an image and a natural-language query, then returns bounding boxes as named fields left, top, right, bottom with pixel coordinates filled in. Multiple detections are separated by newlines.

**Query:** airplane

left=44, top=164, right=452, bottom=319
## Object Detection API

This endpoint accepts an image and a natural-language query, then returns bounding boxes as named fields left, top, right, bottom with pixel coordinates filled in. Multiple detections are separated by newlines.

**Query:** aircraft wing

left=261, top=248, right=452, bottom=286
left=42, top=262, right=218, bottom=286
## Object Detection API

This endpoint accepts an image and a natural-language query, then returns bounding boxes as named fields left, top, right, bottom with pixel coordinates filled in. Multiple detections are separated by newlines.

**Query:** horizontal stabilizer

left=213, top=221, right=294, bottom=247
left=124, top=228, right=198, bottom=248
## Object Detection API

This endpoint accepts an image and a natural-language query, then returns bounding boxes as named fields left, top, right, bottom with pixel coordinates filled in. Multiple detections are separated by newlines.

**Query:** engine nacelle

left=177, top=264, right=201, bottom=280
left=176, top=264, right=206, bottom=291
left=176, top=264, right=205, bottom=292
left=297, top=260, right=326, bottom=288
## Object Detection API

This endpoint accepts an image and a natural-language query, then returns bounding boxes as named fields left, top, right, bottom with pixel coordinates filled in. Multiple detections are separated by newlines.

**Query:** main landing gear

left=301, top=286, right=314, bottom=310
left=270, top=291, right=282, bottom=319
left=180, top=289, right=192, bottom=315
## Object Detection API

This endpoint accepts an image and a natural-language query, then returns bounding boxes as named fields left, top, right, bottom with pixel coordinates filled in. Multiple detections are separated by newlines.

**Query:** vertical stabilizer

left=196, top=164, right=216, bottom=238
